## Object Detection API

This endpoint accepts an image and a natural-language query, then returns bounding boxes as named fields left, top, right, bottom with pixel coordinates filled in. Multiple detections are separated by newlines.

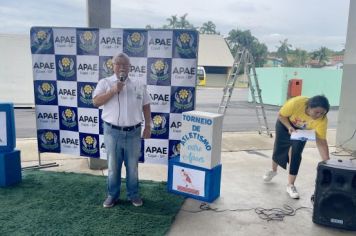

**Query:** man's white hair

left=112, top=52, right=130, bottom=64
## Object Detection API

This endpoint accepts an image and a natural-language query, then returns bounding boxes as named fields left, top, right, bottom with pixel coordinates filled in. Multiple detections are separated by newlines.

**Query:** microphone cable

left=181, top=202, right=312, bottom=222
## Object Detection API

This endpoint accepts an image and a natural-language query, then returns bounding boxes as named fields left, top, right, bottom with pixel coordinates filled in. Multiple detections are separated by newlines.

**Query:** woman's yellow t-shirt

left=279, top=96, right=328, bottom=140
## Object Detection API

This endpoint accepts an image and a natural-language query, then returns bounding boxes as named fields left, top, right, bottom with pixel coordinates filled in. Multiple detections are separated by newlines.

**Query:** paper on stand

left=290, top=129, right=316, bottom=141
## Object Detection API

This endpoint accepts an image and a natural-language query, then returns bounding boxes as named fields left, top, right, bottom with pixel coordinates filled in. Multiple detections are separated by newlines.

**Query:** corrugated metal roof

left=198, top=34, right=234, bottom=67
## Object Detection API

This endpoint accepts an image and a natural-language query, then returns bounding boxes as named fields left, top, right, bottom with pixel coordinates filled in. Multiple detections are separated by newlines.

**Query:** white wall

left=0, top=34, right=34, bottom=107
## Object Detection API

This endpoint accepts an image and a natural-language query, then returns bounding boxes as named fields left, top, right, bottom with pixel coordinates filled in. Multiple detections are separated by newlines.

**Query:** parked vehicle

left=197, top=66, right=206, bottom=86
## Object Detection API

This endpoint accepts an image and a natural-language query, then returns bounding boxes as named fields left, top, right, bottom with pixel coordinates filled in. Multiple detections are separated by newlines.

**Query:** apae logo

left=126, top=31, right=145, bottom=55
left=58, top=88, right=76, bottom=97
left=100, top=36, right=122, bottom=48
left=78, top=31, right=97, bottom=52
left=78, top=63, right=98, bottom=73
left=174, top=89, right=193, bottom=110
left=31, top=29, right=53, bottom=53
left=145, top=146, right=168, bottom=155
left=79, top=114, right=98, bottom=126
left=79, top=84, right=95, bottom=105
left=101, top=58, right=114, bottom=78
left=33, top=61, right=55, bottom=72
left=150, top=59, right=170, bottom=81
left=175, top=32, right=196, bottom=57
left=149, top=37, right=172, bottom=47
left=40, top=131, right=59, bottom=150
left=37, top=82, right=56, bottom=102
left=150, top=93, right=169, bottom=106
left=58, top=56, right=75, bottom=78
left=61, top=108, right=77, bottom=128
left=61, top=137, right=79, bottom=146
left=172, top=66, right=195, bottom=76
left=171, top=143, right=180, bottom=157
left=54, top=35, right=75, bottom=44
left=37, top=112, right=58, bottom=120
left=152, top=115, right=167, bottom=135
left=82, top=135, right=98, bottom=155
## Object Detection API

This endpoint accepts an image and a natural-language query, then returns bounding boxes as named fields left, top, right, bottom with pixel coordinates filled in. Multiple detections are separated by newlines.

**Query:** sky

left=0, top=0, right=350, bottom=52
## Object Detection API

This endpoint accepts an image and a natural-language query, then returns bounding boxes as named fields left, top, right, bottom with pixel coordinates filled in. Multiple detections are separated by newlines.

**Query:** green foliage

left=276, top=39, right=292, bottom=66
left=310, top=47, right=331, bottom=66
left=226, top=28, right=268, bottom=67
left=164, top=13, right=195, bottom=29
left=200, top=21, right=219, bottom=35
left=279, top=48, right=309, bottom=67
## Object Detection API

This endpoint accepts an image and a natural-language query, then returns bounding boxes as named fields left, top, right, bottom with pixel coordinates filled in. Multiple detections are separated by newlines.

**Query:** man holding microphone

left=93, top=52, right=151, bottom=208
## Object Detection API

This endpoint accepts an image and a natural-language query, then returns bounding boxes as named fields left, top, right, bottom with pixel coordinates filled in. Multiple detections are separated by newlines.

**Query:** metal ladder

left=217, top=47, right=247, bottom=115
left=218, top=47, right=273, bottom=137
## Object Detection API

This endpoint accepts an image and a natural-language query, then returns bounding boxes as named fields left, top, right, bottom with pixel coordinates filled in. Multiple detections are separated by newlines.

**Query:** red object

left=288, top=79, right=303, bottom=98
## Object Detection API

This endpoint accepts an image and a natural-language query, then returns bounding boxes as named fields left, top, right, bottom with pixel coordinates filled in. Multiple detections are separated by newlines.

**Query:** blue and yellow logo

left=174, top=88, right=193, bottom=110
left=150, top=59, right=169, bottom=81
left=61, top=108, right=77, bottom=128
left=37, top=82, right=56, bottom=102
left=82, top=135, right=98, bottom=154
left=176, top=32, right=196, bottom=57
left=78, top=31, right=97, bottom=52
left=151, top=115, right=167, bottom=135
left=31, top=29, right=53, bottom=53
left=126, top=31, right=145, bottom=54
left=101, top=58, right=114, bottom=78
left=172, top=143, right=180, bottom=157
left=40, top=131, right=59, bottom=150
left=58, top=57, right=75, bottom=78
left=79, top=84, right=95, bottom=105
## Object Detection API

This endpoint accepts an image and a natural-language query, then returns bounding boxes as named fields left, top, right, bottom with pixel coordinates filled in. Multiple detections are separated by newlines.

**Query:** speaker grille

left=320, top=193, right=356, bottom=223
left=320, top=169, right=332, bottom=187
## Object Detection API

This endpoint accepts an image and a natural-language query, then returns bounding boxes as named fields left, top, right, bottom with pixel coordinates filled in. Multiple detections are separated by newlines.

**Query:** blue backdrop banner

left=30, top=27, right=198, bottom=164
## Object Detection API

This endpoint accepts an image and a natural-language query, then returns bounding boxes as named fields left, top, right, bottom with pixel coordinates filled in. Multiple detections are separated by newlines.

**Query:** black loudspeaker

left=313, top=159, right=356, bottom=230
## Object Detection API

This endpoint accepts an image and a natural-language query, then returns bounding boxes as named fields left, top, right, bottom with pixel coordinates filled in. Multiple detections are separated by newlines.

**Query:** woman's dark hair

left=306, top=95, right=330, bottom=115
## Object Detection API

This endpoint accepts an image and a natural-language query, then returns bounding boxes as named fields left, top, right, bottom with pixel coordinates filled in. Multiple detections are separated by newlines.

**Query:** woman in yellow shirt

left=263, top=95, right=330, bottom=199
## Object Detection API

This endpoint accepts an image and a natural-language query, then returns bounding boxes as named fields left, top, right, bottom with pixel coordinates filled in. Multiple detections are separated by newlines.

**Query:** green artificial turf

left=0, top=170, right=185, bottom=236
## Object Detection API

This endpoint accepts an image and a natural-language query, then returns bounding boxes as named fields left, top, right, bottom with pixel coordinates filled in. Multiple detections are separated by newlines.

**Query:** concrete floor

left=16, top=129, right=356, bottom=236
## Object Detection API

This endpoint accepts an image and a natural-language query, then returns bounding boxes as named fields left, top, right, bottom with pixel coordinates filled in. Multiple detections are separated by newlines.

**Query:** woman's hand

left=316, top=138, right=330, bottom=161
left=278, top=114, right=295, bottom=135
left=288, top=126, right=296, bottom=134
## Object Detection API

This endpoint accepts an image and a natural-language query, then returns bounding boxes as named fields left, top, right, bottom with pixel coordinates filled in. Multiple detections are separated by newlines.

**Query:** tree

left=177, top=13, right=195, bottom=29
left=165, top=15, right=179, bottom=29
left=226, top=28, right=256, bottom=54
left=276, top=39, right=292, bottom=65
left=226, top=28, right=267, bottom=67
left=200, top=21, right=219, bottom=34
left=164, top=13, right=195, bottom=29
left=311, top=47, right=330, bottom=66
left=227, top=29, right=255, bottom=49
left=294, top=48, right=308, bottom=67
left=250, top=41, right=268, bottom=67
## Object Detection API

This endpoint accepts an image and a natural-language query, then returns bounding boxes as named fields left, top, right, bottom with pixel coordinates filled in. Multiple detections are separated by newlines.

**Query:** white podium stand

left=180, top=111, right=223, bottom=169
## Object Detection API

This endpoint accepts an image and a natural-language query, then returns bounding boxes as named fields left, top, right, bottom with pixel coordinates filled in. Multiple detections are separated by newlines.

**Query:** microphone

left=119, top=72, right=126, bottom=82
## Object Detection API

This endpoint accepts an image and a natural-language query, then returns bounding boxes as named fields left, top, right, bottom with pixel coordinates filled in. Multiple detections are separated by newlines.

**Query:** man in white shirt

left=93, top=52, right=151, bottom=208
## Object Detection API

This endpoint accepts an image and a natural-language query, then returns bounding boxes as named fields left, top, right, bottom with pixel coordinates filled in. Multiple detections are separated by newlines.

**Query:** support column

left=87, top=0, right=110, bottom=169
left=336, top=1, right=356, bottom=154
left=87, top=0, right=111, bottom=28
